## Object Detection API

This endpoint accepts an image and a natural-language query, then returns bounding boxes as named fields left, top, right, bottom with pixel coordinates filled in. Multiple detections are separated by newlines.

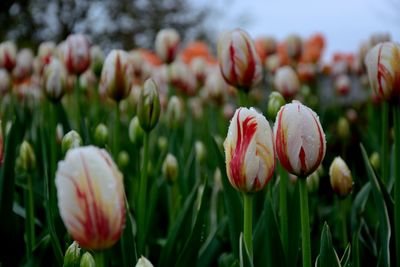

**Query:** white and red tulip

left=64, top=34, right=91, bottom=75
left=55, top=146, right=126, bottom=250
left=42, top=58, right=67, bottom=102
left=0, top=41, right=17, bottom=72
left=224, top=107, right=275, bottom=192
left=155, top=28, right=180, bottom=64
left=274, top=101, right=326, bottom=177
left=274, top=66, right=300, bottom=99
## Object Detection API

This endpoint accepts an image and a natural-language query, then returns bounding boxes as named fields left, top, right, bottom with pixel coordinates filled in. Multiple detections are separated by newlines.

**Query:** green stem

left=74, top=76, right=82, bottom=131
left=114, top=103, right=120, bottom=157
left=279, top=163, right=288, bottom=256
left=94, top=251, right=105, bottom=267
left=243, top=193, right=253, bottom=261
left=340, top=198, right=348, bottom=248
left=237, top=89, right=248, bottom=107
left=394, top=105, right=400, bottom=267
left=138, top=132, right=150, bottom=254
left=381, top=102, right=389, bottom=185
left=299, top=178, right=311, bottom=267
left=24, top=174, right=35, bottom=261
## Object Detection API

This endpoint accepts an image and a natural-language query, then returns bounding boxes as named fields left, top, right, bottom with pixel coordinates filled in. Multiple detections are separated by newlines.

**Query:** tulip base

left=243, top=193, right=253, bottom=261
left=299, top=178, right=311, bottom=267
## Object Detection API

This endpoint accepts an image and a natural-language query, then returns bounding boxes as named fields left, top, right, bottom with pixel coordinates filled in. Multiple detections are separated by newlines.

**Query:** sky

left=195, top=0, right=400, bottom=61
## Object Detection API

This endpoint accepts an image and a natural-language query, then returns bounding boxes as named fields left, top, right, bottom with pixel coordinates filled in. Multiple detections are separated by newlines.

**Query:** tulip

left=18, top=141, right=36, bottom=172
left=274, top=101, right=326, bottom=177
left=80, top=252, right=95, bottom=267
left=155, top=28, right=180, bottom=64
left=162, top=153, right=178, bottom=184
left=217, top=29, right=262, bottom=91
left=204, top=68, right=228, bottom=106
left=62, top=130, right=82, bottom=155
left=117, top=151, right=130, bottom=169
left=64, top=34, right=91, bottom=75
left=166, top=96, right=184, bottom=128
left=13, top=48, right=34, bottom=81
left=190, top=56, right=208, bottom=85
left=169, top=61, right=197, bottom=96
left=195, top=140, right=206, bottom=164
left=0, top=41, right=17, bottom=72
left=42, top=58, right=67, bottom=102
left=90, top=45, right=104, bottom=77
left=94, top=123, right=108, bottom=147
left=254, top=36, right=277, bottom=62
left=335, top=74, right=351, bottom=96
left=267, top=91, right=285, bottom=119
left=329, top=157, right=353, bottom=197
left=264, top=53, right=280, bottom=74
left=337, top=117, right=350, bottom=140
left=274, top=66, right=300, bottom=99
left=128, top=116, right=144, bottom=145
left=135, top=256, right=154, bottom=267
left=0, top=69, right=11, bottom=95
left=137, top=78, right=161, bottom=132
left=100, top=50, right=132, bottom=102
left=55, top=146, right=125, bottom=250
left=63, top=241, right=81, bottom=267
left=364, top=42, right=400, bottom=103
left=285, top=34, right=303, bottom=61
left=224, top=107, right=275, bottom=192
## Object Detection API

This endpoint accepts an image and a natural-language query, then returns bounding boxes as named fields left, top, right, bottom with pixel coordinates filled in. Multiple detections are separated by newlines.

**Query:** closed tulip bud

left=128, top=116, right=144, bottom=144
left=195, top=141, right=206, bottom=163
left=0, top=69, right=11, bottom=95
left=63, top=241, right=81, bottom=267
left=158, top=136, right=168, bottom=151
left=55, top=146, right=126, bottom=250
left=274, top=101, right=326, bottom=177
left=264, top=53, right=281, bottom=73
left=19, top=140, right=36, bottom=172
left=137, top=78, right=160, bottom=132
left=62, top=130, right=82, bottom=155
left=224, top=107, right=275, bottom=192
left=135, top=256, right=154, bottom=267
left=190, top=57, right=208, bottom=84
left=64, top=34, right=91, bottom=75
left=217, top=29, right=262, bottom=91
left=94, top=123, right=108, bottom=147
left=0, top=41, right=17, bottom=72
left=267, top=91, right=285, bottom=119
left=90, top=45, right=104, bottom=77
left=43, top=58, right=67, bottom=102
left=364, top=42, right=400, bottom=103
left=166, top=96, right=184, bottom=128
left=13, top=48, right=34, bottom=81
left=155, top=28, right=180, bottom=64
left=306, top=171, right=320, bottom=193
left=79, top=252, right=95, bottom=267
left=337, top=117, right=350, bottom=140
left=118, top=151, right=130, bottom=169
left=274, top=66, right=300, bottom=99
left=369, top=152, right=380, bottom=171
left=100, top=50, right=132, bottom=102
left=285, top=34, right=303, bottom=61
left=329, top=156, right=353, bottom=197
left=335, top=74, right=351, bottom=96
left=162, top=153, right=178, bottom=184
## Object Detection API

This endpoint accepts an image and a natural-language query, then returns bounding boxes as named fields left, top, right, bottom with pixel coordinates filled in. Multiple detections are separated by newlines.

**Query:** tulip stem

left=238, top=89, right=248, bottom=107
left=381, top=102, right=389, bottom=185
left=114, top=103, right=120, bottom=157
left=243, top=193, right=253, bottom=261
left=24, top=173, right=35, bottom=261
left=94, top=251, right=105, bottom=267
left=340, top=197, right=348, bottom=248
left=299, top=177, right=311, bottom=267
left=393, top=105, right=400, bottom=267
left=279, top=163, right=289, bottom=256
left=138, top=132, right=150, bottom=254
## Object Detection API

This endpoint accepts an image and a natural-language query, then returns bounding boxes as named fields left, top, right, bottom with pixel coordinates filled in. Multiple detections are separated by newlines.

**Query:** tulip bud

left=13, top=48, right=34, bottom=81
left=369, top=152, right=380, bottom=171
left=195, top=141, right=206, bottom=164
left=62, top=130, right=82, bottom=155
left=364, top=42, right=400, bottom=104
left=335, top=74, right=351, bottom=96
left=79, top=252, right=95, bottom=267
left=155, top=28, right=180, bottom=64
left=264, top=54, right=280, bottom=73
left=94, top=123, right=108, bottom=147
left=217, top=29, right=262, bottom=91
left=214, top=167, right=223, bottom=192
left=90, top=45, right=104, bottom=77
left=329, top=156, right=353, bottom=197
left=267, top=91, right=285, bottom=119
left=337, top=117, right=350, bottom=140
left=55, top=146, right=126, bottom=250
left=274, top=66, right=300, bottom=99
left=190, top=57, right=208, bottom=85
left=63, top=241, right=81, bottom=267
left=100, top=50, right=132, bottom=102
left=64, top=34, right=91, bottom=75
left=0, top=41, right=17, bottom=72
left=274, top=101, right=326, bottom=177
left=135, top=256, right=154, bottom=267
left=285, top=34, right=303, bottom=61
left=128, top=116, right=144, bottom=145
left=18, top=140, right=36, bottom=172
left=166, top=96, right=184, bottom=128
left=306, top=171, right=320, bottom=193
left=162, top=153, right=178, bottom=184
left=118, top=151, right=130, bottom=169
left=0, top=69, right=11, bottom=95
left=137, top=78, right=160, bottom=132
left=42, top=58, right=67, bottom=102
left=158, top=136, right=168, bottom=151
left=224, top=107, right=275, bottom=192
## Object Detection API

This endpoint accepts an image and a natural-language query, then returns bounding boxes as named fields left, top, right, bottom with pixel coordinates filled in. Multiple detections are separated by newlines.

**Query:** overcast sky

left=196, top=0, right=400, bottom=61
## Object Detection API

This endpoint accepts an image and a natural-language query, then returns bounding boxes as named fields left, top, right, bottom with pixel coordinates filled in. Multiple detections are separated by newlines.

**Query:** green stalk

left=24, top=173, right=35, bottom=261
left=238, top=89, right=248, bottom=107
left=94, top=251, right=105, bottom=267
left=243, top=193, right=253, bottom=261
left=340, top=197, right=348, bottom=248
left=74, top=76, right=82, bottom=131
left=49, top=103, right=58, bottom=222
left=114, top=103, right=120, bottom=157
left=394, top=105, right=400, bottom=267
left=138, top=132, right=150, bottom=254
left=299, top=178, right=311, bottom=267
left=381, top=102, right=389, bottom=185
left=279, top=163, right=288, bottom=256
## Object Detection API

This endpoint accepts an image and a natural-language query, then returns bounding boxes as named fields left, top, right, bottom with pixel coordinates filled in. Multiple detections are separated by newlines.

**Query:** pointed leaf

left=317, top=222, right=340, bottom=267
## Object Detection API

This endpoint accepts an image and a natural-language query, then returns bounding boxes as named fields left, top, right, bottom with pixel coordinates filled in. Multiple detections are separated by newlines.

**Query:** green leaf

left=350, top=182, right=371, bottom=233
left=360, top=144, right=391, bottom=267
left=239, top=233, right=253, bottom=267
left=211, top=136, right=242, bottom=260
left=253, top=195, right=286, bottom=267
left=120, top=197, right=138, bottom=266
left=340, top=243, right=351, bottom=267
left=317, top=222, right=340, bottom=267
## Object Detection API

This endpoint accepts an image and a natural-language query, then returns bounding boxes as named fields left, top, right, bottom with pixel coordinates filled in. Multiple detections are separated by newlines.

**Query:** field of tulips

left=0, top=28, right=399, bottom=267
